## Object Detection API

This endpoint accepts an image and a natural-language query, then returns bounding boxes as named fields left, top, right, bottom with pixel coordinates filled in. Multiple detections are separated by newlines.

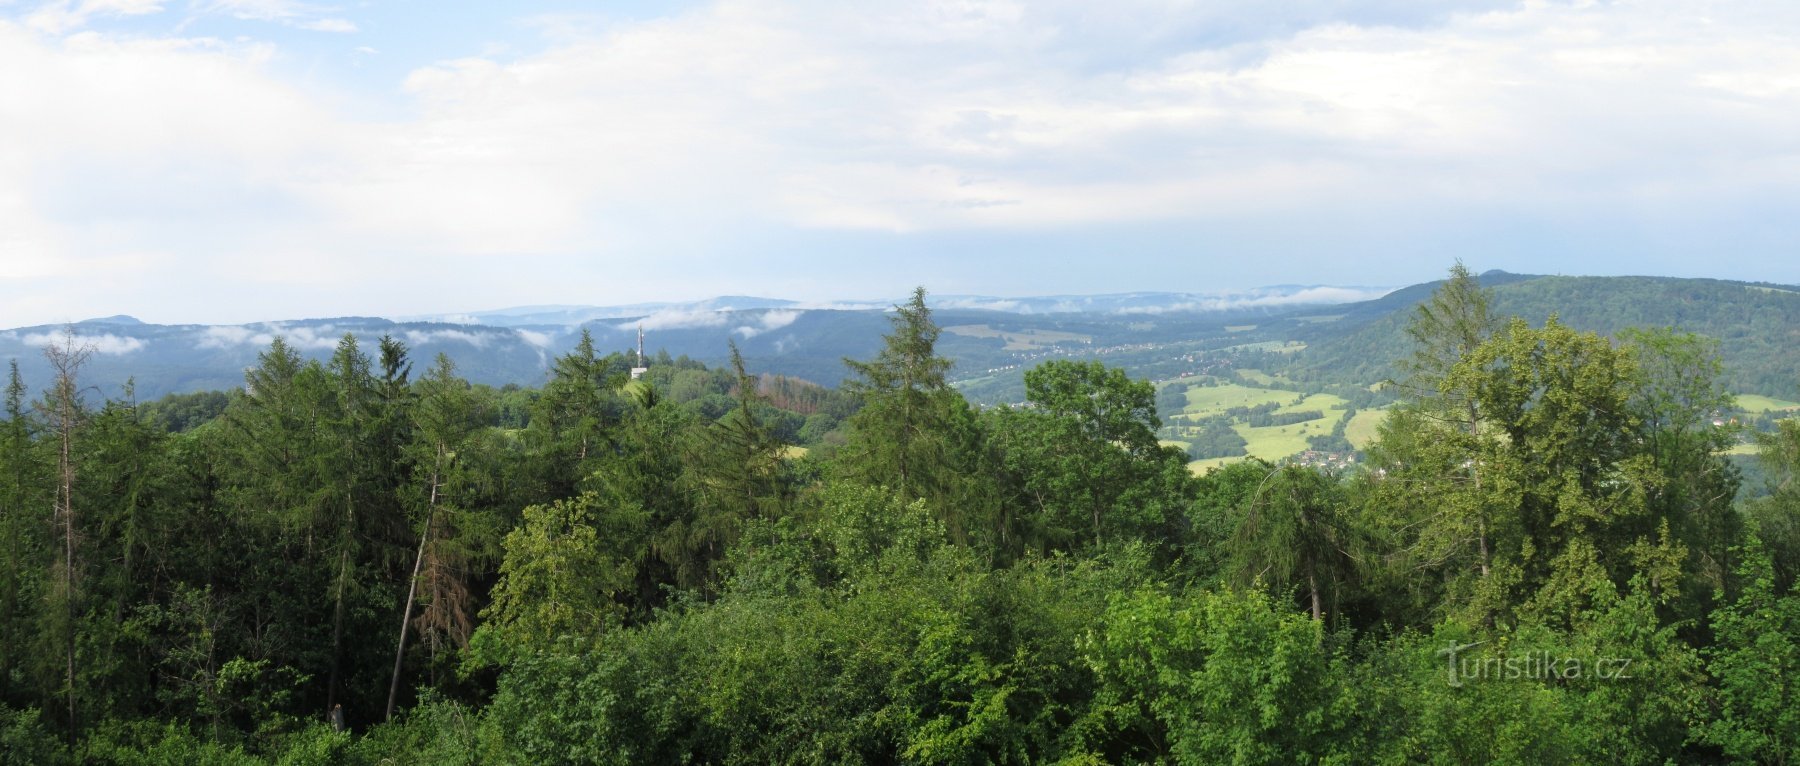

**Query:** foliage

left=0, top=276, right=1793, bottom=762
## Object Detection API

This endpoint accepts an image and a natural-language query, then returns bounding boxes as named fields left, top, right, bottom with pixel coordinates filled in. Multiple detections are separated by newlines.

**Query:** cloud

left=197, top=0, right=353, bottom=32
left=194, top=323, right=347, bottom=350
left=625, top=309, right=731, bottom=332
left=195, top=325, right=264, bottom=349
left=25, top=0, right=164, bottom=34
left=7, top=0, right=1800, bottom=326
left=403, top=328, right=491, bottom=348
left=22, top=330, right=145, bottom=354
left=1114, top=286, right=1394, bottom=314
left=732, top=308, right=802, bottom=338
left=935, top=297, right=1026, bottom=312
left=297, top=17, right=354, bottom=33
left=515, top=329, right=553, bottom=348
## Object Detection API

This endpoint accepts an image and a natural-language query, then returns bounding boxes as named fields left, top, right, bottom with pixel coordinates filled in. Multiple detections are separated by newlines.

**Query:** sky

left=4, top=0, right=1800, bottom=328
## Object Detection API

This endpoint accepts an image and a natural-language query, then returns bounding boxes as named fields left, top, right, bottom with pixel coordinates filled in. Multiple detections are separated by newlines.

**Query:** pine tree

left=388, top=354, right=482, bottom=720
left=839, top=287, right=986, bottom=534
left=0, top=360, right=46, bottom=707
left=41, top=328, right=92, bottom=737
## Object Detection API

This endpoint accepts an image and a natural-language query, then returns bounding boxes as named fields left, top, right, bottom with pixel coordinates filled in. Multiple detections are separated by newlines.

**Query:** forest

left=2, top=270, right=1799, bottom=765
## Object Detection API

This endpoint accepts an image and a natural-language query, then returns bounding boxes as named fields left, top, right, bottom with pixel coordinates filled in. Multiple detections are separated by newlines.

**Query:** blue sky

left=4, top=0, right=1800, bottom=327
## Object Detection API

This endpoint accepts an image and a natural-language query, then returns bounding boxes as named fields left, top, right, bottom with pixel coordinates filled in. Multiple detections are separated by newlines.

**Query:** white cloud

left=1113, top=287, right=1394, bottom=314
left=198, top=0, right=351, bottom=32
left=25, top=0, right=163, bottom=34
left=732, top=308, right=803, bottom=338
left=22, top=330, right=145, bottom=354
left=195, top=325, right=264, bottom=349
left=297, top=17, right=354, bottom=33
left=626, top=309, right=731, bottom=332
left=7, top=1, right=1800, bottom=325
left=194, top=323, right=349, bottom=350
left=403, top=328, right=491, bottom=348
left=515, top=329, right=553, bottom=348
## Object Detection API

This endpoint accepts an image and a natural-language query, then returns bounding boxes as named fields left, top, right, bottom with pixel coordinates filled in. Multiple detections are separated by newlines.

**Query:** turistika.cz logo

left=1436, top=641, right=1633, bottom=687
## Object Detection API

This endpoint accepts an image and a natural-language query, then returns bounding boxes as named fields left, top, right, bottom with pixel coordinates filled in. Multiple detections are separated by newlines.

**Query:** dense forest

left=1285, top=272, right=1800, bottom=399
left=2, top=273, right=1799, bottom=764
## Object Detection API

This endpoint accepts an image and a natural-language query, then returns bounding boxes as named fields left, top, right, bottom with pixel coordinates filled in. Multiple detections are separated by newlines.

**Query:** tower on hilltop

left=630, top=325, right=649, bottom=380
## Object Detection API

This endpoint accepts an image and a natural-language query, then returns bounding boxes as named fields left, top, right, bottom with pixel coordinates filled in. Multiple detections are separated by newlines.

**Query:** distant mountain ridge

left=5, top=274, right=1799, bottom=403
left=402, top=285, right=1396, bottom=328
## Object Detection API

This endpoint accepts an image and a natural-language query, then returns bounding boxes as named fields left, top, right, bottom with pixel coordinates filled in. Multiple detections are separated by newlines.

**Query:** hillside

left=1279, top=272, right=1800, bottom=400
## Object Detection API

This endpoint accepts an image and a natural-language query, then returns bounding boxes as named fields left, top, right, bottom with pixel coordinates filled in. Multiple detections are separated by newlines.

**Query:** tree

left=1396, top=261, right=1502, bottom=579
left=322, top=334, right=375, bottom=714
left=0, top=361, right=46, bottom=710
left=839, top=287, right=990, bottom=537
left=686, top=342, right=787, bottom=525
left=1619, top=327, right=1740, bottom=615
left=986, top=360, right=1191, bottom=556
left=41, top=328, right=92, bottom=738
left=1229, top=463, right=1359, bottom=621
left=470, top=492, right=636, bottom=663
left=1702, top=533, right=1800, bottom=763
left=531, top=329, right=627, bottom=497
left=387, top=354, right=484, bottom=720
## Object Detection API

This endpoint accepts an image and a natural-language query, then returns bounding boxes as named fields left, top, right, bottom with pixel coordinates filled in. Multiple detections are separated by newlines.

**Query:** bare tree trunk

left=386, top=447, right=441, bottom=722
left=327, top=516, right=351, bottom=713
left=45, top=329, right=90, bottom=742
left=1308, top=570, right=1322, bottom=622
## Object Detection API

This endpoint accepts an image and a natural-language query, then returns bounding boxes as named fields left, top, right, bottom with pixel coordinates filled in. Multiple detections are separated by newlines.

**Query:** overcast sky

left=4, top=0, right=1800, bottom=327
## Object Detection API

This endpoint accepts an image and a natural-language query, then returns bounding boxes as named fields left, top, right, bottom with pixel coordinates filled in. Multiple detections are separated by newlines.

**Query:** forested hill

left=7, top=272, right=1800, bottom=402
left=1282, top=272, right=1800, bottom=398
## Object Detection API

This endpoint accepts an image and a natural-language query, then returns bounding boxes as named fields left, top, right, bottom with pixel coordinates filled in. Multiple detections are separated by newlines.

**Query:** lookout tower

left=630, top=325, right=649, bottom=379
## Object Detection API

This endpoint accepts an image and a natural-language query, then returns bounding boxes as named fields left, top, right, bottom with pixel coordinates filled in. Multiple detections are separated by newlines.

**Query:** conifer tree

left=41, top=328, right=91, bottom=737
left=839, top=287, right=989, bottom=536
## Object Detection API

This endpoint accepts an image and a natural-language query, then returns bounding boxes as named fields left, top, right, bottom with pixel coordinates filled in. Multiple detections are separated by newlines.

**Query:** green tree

left=1702, top=533, right=1800, bottom=763
left=686, top=342, right=787, bottom=527
left=470, top=492, right=636, bottom=664
left=1229, top=463, right=1360, bottom=621
left=0, top=361, right=46, bottom=709
left=839, top=287, right=986, bottom=530
left=986, top=361, right=1191, bottom=556
left=1619, top=327, right=1741, bottom=615
left=387, top=354, right=497, bottom=720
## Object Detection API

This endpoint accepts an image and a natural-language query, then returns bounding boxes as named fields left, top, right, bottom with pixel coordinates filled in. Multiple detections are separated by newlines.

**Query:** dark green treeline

left=2, top=276, right=1798, bottom=765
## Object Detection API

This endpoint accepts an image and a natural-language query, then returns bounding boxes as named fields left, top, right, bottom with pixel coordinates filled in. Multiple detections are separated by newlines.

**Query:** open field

left=943, top=324, right=1092, bottom=350
left=1220, top=340, right=1307, bottom=354
left=1169, top=383, right=1364, bottom=471
left=1344, top=408, right=1387, bottom=447
left=1175, top=383, right=1299, bottom=416
left=1236, top=416, right=1334, bottom=459
left=1233, top=368, right=1299, bottom=386
left=1736, top=393, right=1800, bottom=412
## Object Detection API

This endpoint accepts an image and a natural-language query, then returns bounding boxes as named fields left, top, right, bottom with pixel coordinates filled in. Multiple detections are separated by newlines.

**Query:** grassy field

left=1344, top=408, right=1388, bottom=448
left=1736, top=393, right=1800, bottom=412
left=1233, top=368, right=1300, bottom=387
left=1220, top=340, right=1308, bottom=354
left=1169, top=383, right=1362, bottom=472
left=1234, top=368, right=1278, bottom=385
left=1235, top=421, right=1323, bottom=460
left=943, top=324, right=1092, bottom=350
left=1176, top=383, right=1299, bottom=416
